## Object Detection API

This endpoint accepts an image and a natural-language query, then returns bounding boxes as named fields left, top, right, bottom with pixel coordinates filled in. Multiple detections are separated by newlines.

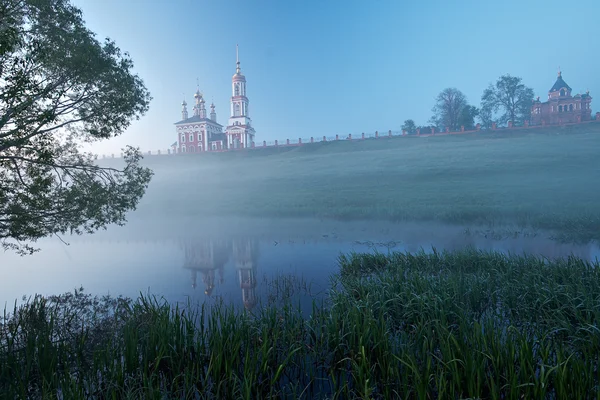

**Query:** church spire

left=181, top=95, right=188, bottom=120
left=199, top=96, right=207, bottom=118
left=193, top=83, right=203, bottom=117
left=236, top=44, right=241, bottom=75
left=210, top=101, right=217, bottom=122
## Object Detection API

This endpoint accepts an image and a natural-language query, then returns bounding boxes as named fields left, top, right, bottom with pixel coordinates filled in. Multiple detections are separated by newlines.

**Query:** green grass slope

left=124, top=123, right=600, bottom=241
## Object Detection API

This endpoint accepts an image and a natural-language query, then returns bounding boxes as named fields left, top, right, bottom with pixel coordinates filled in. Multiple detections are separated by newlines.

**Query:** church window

left=234, top=103, right=240, bottom=116
left=198, top=133, right=202, bottom=141
left=181, top=134, right=186, bottom=142
left=569, top=104, right=573, bottom=111
left=189, top=145, right=195, bottom=153
left=235, top=84, right=240, bottom=96
left=189, top=133, right=194, bottom=141
left=181, top=145, right=186, bottom=153
left=560, top=89, right=565, bottom=96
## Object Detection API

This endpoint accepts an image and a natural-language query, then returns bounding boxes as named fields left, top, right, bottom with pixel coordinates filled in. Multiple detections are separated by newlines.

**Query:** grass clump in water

left=2, top=249, right=600, bottom=398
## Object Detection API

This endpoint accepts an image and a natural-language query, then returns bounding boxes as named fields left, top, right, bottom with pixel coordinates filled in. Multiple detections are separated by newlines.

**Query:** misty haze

left=1, top=0, right=600, bottom=398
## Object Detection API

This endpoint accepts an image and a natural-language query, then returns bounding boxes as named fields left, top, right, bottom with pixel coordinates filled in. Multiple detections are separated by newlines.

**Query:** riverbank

left=116, top=123, right=600, bottom=243
left=2, top=249, right=600, bottom=399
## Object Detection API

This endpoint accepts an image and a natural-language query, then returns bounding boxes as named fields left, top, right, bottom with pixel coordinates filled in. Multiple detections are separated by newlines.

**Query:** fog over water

left=1, top=216, right=598, bottom=310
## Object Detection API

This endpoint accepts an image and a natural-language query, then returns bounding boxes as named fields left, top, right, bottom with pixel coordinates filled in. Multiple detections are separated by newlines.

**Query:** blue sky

left=73, top=0, right=600, bottom=155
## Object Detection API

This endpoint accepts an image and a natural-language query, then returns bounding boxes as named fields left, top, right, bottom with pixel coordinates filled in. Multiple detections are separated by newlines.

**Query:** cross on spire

left=236, top=44, right=241, bottom=74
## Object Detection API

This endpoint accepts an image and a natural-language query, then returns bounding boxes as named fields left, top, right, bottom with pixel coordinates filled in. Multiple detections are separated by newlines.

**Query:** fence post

left=311, top=137, right=314, bottom=143
left=348, top=134, right=352, bottom=140
left=158, top=150, right=161, bottom=155
left=286, top=139, right=290, bottom=145
left=476, top=123, right=481, bottom=131
left=323, top=136, right=326, bottom=142
left=263, top=140, right=267, bottom=147
left=275, top=140, right=278, bottom=146
left=252, top=141, right=256, bottom=148
left=362, top=132, right=365, bottom=139
left=388, top=130, right=392, bottom=137
left=335, top=134, right=339, bottom=140
left=446, top=127, right=450, bottom=133
left=111, top=154, right=115, bottom=158
left=508, top=121, right=513, bottom=129
left=299, top=137, right=302, bottom=144
left=416, top=128, right=420, bottom=136
left=375, top=131, right=379, bottom=138
left=461, top=125, right=465, bottom=132
left=492, top=123, right=497, bottom=130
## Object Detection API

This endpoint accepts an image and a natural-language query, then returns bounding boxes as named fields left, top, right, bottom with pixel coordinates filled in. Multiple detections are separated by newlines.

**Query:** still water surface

left=1, top=217, right=598, bottom=310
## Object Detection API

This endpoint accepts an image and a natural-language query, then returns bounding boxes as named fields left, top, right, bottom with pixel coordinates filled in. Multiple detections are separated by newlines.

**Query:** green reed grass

left=2, top=249, right=600, bottom=398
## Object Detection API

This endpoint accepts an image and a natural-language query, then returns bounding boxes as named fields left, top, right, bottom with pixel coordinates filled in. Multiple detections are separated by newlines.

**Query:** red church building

left=530, top=71, right=592, bottom=126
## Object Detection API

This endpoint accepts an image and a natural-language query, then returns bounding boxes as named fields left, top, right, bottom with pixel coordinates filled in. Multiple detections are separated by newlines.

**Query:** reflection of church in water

left=182, top=238, right=259, bottom=310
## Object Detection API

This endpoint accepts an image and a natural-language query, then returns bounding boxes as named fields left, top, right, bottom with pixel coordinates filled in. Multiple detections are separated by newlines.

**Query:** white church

left=174, top=46, right=256, bottom=152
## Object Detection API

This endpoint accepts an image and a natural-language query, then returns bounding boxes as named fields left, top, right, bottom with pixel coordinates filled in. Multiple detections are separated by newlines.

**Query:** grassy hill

left=112, top=122, right=600, bottom=242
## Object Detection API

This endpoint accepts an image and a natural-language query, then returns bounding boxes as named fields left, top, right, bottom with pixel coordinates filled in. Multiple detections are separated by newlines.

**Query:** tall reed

left=2, top=249, right=599, bottom=398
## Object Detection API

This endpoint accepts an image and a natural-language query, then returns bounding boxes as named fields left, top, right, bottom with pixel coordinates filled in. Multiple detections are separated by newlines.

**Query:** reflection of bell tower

left=182, top=239, right=231, bottom=296
left=233, top=238, right=260, bottom=310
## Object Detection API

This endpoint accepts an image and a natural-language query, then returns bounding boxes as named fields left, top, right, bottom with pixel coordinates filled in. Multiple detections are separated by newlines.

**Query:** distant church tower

left=210, top=102, right=217, bottom=122
left=181, top=98, right=188, bottom=120
left=225, top=45, right=256, bottom=149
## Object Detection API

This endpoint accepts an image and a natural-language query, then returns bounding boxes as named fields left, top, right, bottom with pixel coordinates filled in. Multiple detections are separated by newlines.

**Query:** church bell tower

left=225, top=45, right=256, bottom=149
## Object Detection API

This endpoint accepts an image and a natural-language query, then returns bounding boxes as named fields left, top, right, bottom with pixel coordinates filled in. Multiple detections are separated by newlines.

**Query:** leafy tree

left=431, top=88, right=469, bottom=131
left=0, top=0, right=153, bottom=254
left=478, top=107, right=494, bottom=129
left=481, top=74, right=534, bottom=126
left=401, top=119, right=416, bottom=134
left=417, top=125, right=437, bottom=134
left=458, top=105, right=480, bottom=130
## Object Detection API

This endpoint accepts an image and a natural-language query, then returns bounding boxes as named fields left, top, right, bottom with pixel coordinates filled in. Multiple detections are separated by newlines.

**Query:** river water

left=1, top=217, right=598, bottom=310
